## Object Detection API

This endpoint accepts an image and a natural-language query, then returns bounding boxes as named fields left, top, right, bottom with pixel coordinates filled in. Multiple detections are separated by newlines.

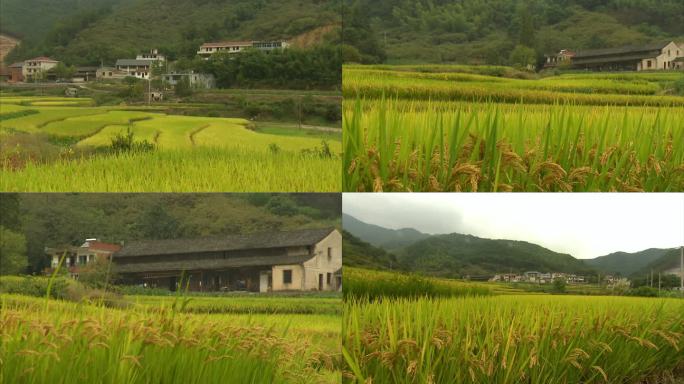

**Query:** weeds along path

left=342, top=295, right=684, bottom=384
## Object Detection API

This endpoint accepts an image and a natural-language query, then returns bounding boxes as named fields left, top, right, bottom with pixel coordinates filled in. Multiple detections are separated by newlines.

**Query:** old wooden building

left=572, top=41, right=683, bottom=71
left=113, top=227, right=342, bottom=292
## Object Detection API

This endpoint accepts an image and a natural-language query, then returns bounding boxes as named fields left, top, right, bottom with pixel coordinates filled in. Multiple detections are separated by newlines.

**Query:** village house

left=114, top=49, right=166, bottom=79
left=96, top=66, right=128, bottom=80
left=572, top=41, right=683, bottom=71
left=22, top=56, right=59, bottom=81
left=543, top=49, right=575, bottom=69
left=112, top=227, right=342, bottom=292
left=136, top=49, right=166, bottom=62
left=115, top=59, right=154, bottom=79
left=197, top=40, right=290, bottom=59
left=45, top=239, right=122, bottom=279
left=7, top=62, right=23, bottom=82
left=72, top=66, right=98, bottom=82
left=162, top=71, right=215, bottom=89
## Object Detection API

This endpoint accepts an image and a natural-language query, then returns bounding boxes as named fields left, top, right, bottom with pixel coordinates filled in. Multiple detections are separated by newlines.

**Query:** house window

left=283, top=269, right=292, bottom=284
left=327, top=247, right=332, bottom=261
left=326, top=273, right=331, bottom=285
left=647, top=60, right=652, bottom=68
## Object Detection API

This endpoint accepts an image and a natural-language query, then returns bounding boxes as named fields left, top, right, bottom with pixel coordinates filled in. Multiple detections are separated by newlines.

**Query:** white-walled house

left=22, top=57, right=58, bottom=81
left=162, top=71, right=215, bottom=89
left=197, top=40, right=290, bottom=59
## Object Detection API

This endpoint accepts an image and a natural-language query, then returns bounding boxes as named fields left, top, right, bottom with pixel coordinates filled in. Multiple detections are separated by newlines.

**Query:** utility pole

left=680, top=246, right=683, bottom=296
left=650, top=269, right=653, bottom=288
left=658, top=272, right=661, bottom=295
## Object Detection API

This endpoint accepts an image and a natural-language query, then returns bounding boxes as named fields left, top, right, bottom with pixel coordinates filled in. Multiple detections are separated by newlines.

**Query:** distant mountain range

left=343, top=213, right=681, bottom=279
left=342, top=213, right=430, bottom=251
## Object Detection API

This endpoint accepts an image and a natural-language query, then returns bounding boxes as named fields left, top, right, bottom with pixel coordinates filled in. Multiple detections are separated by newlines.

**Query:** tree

left=175, top=76, right=193, bottom=97
left=78, top=257, right=117, bottom=289
left=53, top=62, right=76, bottom=80
left=551, top=278, right=566, bottom=293
left=509, top=45, right=537, bottom=70
left=0, top=193, right=21, bottom=231
left=136, top=204, right=181, bottom=239
left=0, top=226, right=28, bottom=275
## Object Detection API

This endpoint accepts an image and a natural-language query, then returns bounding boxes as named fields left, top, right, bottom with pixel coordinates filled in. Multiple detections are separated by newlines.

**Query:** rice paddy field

left=0, top=97, right=341, bottom=191
left=343, top=66, right=684, bottom=192
left=0, top=293, right=342, bottom=383
left=342, top=269, right=684, bottom=384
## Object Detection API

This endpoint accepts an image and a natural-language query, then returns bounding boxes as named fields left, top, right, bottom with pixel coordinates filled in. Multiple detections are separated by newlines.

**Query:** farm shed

left=113, top=228, right=342, bottom=292
left=572, top=41, right=683, bottom=71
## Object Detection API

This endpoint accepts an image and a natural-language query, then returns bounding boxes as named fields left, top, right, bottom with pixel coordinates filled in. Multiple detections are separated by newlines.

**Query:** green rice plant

left=1, top=147, right=341, bottom=191
left=342, top=294, right=684, bottom=383
left=343, top=267, right=492, bottom=300
left=343, top=70, right=684, bottom=106
left=1, top=293, right=341, bottom=383
left=343, top=99, right=684, bottom=192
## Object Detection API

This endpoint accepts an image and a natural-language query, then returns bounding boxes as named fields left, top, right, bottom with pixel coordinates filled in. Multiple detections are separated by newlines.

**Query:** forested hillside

left=4, top=0, right=340, bottom=65
left=0, top=193, right=340, bottom=273
left=343, top=0, right=684, bottom=64
left=585, top=248, right=671, bottom=276
left=397, top=233, right=596, bottom=278
left=342, top=231, right=400, bottom=270
left=342, top=213, right=430, bottom=250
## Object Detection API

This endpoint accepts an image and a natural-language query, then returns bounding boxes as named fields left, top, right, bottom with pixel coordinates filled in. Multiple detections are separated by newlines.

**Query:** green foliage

left=174, top=76, right=194, bottom=97
left=78, top=257, right=118, bottom=289
left=509, top=45, right=537, bottom=69
left=0, top=227, right=28, bottom=275
left=342, top=231, right=400, bottom=271
left=0, top=275, right=72, bottom=299
left=551, top=277, right=566, bottom=293
left=200, top=45, right=341, bottom=90
left=674, top=76, right=684, bottom=96
left=0, top=194, right=21, bottom=230
left=108, top=126, right=156, bottom=154
left=136, top=203, right=182, bottom=240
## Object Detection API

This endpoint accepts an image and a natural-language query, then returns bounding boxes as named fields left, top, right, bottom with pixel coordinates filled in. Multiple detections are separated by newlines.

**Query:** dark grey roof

left=573, top=54, right=656, bottom=65
left=115, top=59, right=152, bottom=66
left=115, top=227, right=336, bottom=258
left=114, top=254, right=312, bottom=273
left=574, top=42, right=670, bottom=59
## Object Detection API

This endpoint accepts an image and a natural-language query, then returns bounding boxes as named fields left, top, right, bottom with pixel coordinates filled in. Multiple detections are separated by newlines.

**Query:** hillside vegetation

left=342, top=231, right=400, bottom=270
left=343, top=0, right=684, bottom=64
left=342, top=213, right=429, bottom=250
left=4, top=0, right=340, bottom=66
left=585, top=248, right=672, bottom=276
left=398, top=233, right=596, bottom=278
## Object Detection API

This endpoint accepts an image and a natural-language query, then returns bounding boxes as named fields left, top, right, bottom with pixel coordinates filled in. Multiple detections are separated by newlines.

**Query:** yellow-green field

left=342, top=268, right=684, bottom=383
left=1, top=293, right=341, bottom=383
left=343, top=66, right=684, bottom=192
left=0, top=97, right=341, bottom=191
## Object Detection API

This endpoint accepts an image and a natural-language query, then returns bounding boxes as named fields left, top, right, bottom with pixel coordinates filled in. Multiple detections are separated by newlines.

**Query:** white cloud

left=343, top=193, right=684, bottom=259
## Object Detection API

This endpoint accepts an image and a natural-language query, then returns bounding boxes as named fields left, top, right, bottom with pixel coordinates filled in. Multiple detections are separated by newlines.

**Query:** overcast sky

left=343, top=193, right=684, bottom=259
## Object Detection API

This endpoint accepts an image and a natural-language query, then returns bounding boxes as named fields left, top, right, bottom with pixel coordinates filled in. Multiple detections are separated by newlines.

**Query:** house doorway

left=169, top=276, right=177, bottom=291
left=318, top=274, right=324, bottom=290
left=259, top=271, right=272, bottom=293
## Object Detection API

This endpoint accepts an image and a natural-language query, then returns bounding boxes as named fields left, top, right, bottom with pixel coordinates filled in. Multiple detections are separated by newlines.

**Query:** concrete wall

left=639, top=42, right=682, bottom=71
left=271, top=264, right=304, bottom=291
left=302, top=229, right=342, bottom=291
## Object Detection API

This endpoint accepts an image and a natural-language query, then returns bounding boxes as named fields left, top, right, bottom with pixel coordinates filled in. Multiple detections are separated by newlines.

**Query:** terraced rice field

left=343, top=294, right=684, bottom=384
left=343, top=66, right=684, bottom=192
left=0, top=97, right=341, bottom=191
left=1, top=293, right=341, bottom=383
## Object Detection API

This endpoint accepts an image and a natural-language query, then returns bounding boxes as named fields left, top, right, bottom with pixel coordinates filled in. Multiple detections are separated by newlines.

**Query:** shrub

left=108, top=126, right=155, bottom=153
